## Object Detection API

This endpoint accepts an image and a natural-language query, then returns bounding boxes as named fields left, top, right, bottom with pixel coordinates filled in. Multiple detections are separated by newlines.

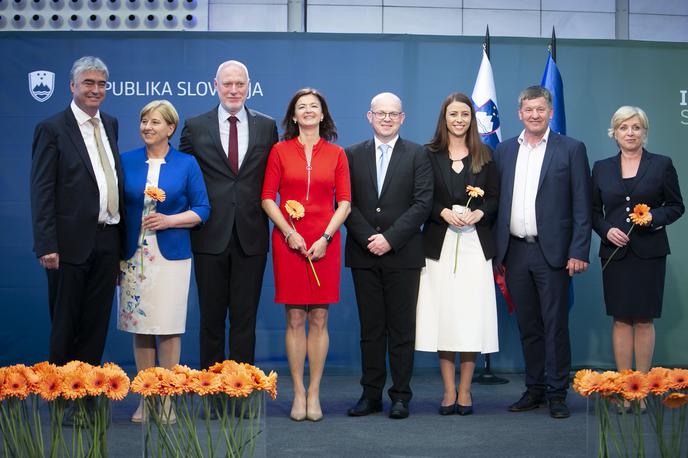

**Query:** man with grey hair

left=345, top=92, right=433, bottom=419
left=30, top=56, right=123, bottom=369
left=180, top=60, right=278, bottom=369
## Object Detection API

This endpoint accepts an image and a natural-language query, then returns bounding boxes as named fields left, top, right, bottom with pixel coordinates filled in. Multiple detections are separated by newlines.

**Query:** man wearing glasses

left=344, top=92, right=433, bottom=419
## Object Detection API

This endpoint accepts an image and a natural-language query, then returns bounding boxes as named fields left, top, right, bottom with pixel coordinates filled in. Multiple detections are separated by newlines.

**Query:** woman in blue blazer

left=118, top=100, right=210, bottom=422
left=592, top=106, right=684, bottom=384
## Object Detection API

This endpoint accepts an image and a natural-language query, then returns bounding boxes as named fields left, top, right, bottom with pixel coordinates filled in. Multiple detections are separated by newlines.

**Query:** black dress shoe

left=347, top=397, right=382, bottom=417
left=389, top=400, right=409, bottom=419
left=438, top=404, right=456, bottom=415
left=548, top=399, right=570, bottom=419
left=508, top=391, right=546, bottom=412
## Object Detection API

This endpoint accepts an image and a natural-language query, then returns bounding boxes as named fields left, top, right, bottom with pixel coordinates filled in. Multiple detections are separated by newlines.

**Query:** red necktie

left=228, top=115, right=239, bottom=174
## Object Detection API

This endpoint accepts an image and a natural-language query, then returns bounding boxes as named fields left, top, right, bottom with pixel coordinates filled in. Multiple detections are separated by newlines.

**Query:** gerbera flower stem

left=601, top=224, right=635, bottom=272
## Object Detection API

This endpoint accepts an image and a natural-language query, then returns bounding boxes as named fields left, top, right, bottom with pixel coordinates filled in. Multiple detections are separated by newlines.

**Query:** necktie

left=377, top=144, right=389, bottom=196
left=89, top=118, right=118, bottom=216
left=228, top=115, right=239, bottom=174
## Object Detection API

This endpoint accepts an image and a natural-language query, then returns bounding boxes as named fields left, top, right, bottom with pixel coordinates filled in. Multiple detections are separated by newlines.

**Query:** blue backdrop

left=2, top=32, right=687, bottom=372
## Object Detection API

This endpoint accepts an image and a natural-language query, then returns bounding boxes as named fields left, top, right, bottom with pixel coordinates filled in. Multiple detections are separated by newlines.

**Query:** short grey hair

left=370, top=92, right=403, bottom=111
left=608, top=106, right=649, bottom=145
left=518, top=85, right=552, bottom=108
left=70, top=56, right=109, bottom=83
left=215, top=60, right=250, bottom=81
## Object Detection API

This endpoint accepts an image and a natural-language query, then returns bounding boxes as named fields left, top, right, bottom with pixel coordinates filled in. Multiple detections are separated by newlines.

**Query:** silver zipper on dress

left=306, top=155, right=312, bottom=201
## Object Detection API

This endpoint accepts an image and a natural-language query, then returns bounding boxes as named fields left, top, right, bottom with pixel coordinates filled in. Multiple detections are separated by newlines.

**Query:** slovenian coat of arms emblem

left=29, top=71, right=55, bottom=102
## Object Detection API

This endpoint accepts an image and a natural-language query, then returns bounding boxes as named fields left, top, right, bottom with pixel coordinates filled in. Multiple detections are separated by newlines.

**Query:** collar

left=70, top=100, right=101, bottom=126
left=517, top=127, right=551, bottom=148
left=218, top=104, right=248, bottom=124
left=374, top=135, right=399, bottom=152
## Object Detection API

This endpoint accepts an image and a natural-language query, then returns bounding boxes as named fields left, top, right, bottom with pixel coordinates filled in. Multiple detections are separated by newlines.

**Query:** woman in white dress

left=415, top=92, right=499, bottom=415
left=118, top=100, right=210, bottom=421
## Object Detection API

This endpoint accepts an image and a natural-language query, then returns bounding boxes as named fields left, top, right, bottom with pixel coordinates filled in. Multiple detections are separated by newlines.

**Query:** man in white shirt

left=493, top=86, right=592, bottom=419
left=31, top=56, right=123, bottom=368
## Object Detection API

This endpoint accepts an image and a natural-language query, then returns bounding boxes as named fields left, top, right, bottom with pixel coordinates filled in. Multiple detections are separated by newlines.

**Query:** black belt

left=97, top=222, right=118, bottom=231
left=510, top=234, right=538, bottom=244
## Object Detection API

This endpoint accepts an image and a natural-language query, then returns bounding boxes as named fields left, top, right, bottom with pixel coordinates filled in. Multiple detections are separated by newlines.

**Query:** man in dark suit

left=179, top=60, right=278, bottom=368
left=493, top=86, right=592, bottom=419
left=31, top=56, right=123, bottom=367
left=345, top=92, right=433, bottom=419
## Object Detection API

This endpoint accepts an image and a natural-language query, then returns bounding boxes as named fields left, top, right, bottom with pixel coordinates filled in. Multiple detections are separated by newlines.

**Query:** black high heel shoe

left=456, top=393, right=473, bottom=416
left=438, top=391, right=457, bottom=415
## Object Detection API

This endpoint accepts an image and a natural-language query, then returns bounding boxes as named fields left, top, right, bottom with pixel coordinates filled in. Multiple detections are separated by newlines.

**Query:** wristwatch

left=322, top=233, right=332, bottom=243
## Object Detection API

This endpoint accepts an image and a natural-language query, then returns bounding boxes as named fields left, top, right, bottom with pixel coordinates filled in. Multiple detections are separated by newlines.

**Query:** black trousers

left=194, top=226, right=267, bottom=368
left=351, top=266, right=420, bottom=403
left=505, top=237, right=571, bottom=399
left=47, top=226, right=120, bottom=366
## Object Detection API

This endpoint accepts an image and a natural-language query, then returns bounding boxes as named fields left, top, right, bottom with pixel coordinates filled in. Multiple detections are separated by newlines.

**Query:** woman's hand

left=459, top=209, right=484, bottom=226
left=307, top=237, right=328, bottom=261
left=606, top=227, right=629, bottom=247
left=142, top=212, right=171, bottom=231
left=440, top=208, right=465, bottom=227
left=287, top=231, right=308, bottom=256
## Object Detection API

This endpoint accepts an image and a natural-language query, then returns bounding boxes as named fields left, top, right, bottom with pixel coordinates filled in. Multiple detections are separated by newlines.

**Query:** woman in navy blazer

left=592, top=106, right=684, bottom=383
left=118, top=100, right=210, bottom=422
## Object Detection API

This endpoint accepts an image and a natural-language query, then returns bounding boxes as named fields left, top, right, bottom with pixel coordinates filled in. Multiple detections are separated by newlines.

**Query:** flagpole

left=549, top=27, right=556, bottom=62
left=473, top=24, right=508, bottom=386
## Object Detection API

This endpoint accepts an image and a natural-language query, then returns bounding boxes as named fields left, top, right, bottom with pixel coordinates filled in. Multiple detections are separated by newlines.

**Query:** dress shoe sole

left=389, top=412, right=409, bottom=419
left=508, top=401, right=546, bottom=412
left=550, top=411, right=571, bottom=419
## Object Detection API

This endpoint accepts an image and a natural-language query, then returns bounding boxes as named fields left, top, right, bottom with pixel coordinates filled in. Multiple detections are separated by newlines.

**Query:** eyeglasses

left=371, top=111, right=402, bottom=120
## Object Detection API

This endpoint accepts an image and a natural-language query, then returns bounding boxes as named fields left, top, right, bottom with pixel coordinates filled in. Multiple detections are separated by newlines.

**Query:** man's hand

left=40, top=253, right=59, bottom=270
left=567, top=258, right=588, bottom=277
left=367, top=234, right=391, bottom=256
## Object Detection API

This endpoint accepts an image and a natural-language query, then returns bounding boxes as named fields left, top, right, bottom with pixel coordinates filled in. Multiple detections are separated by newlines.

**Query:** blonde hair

left=140, top=100, right=179, bottom=137
left=608, top=106, right=649, bottom=145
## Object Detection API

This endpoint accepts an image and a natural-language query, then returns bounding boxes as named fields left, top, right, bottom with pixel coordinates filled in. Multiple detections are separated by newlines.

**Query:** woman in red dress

left=261, top=88, right=351, bottom=422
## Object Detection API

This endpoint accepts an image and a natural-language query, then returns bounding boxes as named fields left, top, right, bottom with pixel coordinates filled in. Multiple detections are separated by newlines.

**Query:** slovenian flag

left=471, top=50, right=501, bottom=150
left=540, top=52, right=566, bottom=135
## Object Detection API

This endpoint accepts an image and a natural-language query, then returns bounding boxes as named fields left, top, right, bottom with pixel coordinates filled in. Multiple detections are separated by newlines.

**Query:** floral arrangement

left=0, top=361, right=130, bottom=458
left=139, top=185, right=166, bottom=279
left=454, top=185, right=484, bottom=274
left=602, top=203, right=652, bottom=271
left=284, top=199, right=320, bottom=286
left=573, top=368, right=688, bottom=457
left=131, top=361, right=277, bottom=457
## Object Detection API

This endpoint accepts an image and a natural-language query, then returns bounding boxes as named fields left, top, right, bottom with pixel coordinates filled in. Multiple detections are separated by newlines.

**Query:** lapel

left=241, top=107, right=258, bottom=177
left=64, top=108, right=97, bottom=184
left=364, top=139, right=378, bottom=195
left=502, top=139, right=519, bottom=204
left=379, top=138, right=404, bottom=199
left=433, top=151, right=453, bottom=198
left=206, top=107, right=234, bottom=177
left=101, top=114, right=124, bottom=188
left=537, top=132, right=558, bottom=192
left=628, top=149, right=652, bottom=194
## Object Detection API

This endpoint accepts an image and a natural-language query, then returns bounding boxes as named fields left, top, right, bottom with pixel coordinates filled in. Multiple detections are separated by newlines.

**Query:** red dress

left=261, top=138, right=351, bottom=304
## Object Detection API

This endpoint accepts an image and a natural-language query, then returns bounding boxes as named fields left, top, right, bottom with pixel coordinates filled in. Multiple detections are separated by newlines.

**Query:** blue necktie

left=377, top=144, right=389, bottom=196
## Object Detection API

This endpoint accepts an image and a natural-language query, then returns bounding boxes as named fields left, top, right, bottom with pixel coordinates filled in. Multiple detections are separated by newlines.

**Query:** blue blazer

left=121, top=146, right=210, bottom=260
left=493, top=132, right=592, bottom=268
left=592, top=149, right=684, bottom=260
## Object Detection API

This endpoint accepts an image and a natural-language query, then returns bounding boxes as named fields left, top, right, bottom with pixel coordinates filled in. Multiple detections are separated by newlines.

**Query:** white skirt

left=415, top=220, right=499, bottom=353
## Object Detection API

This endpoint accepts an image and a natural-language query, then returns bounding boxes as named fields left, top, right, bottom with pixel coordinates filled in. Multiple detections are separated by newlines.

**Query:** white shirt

left=374, top=134, right=399, bottom=190
left=70, top=100, right=120, bottom=224
left=509, top=128, right=550, bottom=238
left=218, top=104, right=249, bottom=168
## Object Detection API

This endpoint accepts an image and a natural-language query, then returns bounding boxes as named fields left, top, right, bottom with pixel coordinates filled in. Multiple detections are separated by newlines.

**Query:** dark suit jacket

left=592, top=149, right=684, bottom=260
left=493, top=132, right=592, bottom=268
left=423, top=148, right=499, bottom=261
left=344, top=137, right=433, bottom=269
left=179, top=106, right=278, bottom=256
left=31, top=107, right=123, bottom=264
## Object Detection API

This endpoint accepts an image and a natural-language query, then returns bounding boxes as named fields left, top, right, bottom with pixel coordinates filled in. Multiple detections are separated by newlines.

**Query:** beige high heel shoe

left=290, top=395, right=307, bottom=421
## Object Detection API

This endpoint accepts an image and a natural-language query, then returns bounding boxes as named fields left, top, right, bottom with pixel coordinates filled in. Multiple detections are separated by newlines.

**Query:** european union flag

left=540, top=52, right=566, bottom=135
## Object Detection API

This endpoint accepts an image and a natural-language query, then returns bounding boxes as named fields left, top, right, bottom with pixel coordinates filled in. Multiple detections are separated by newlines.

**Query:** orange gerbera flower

left=131, top=370, right=162, bottom=396
left=61, top=360, right=93, bottom=374
left=667, top=368, right=688, bottom=390
left=466, top=185, right=485, bottom=199
left=629, top=204, right=652, bottom=226
left=85, top=367, right=108, bottom=396
left=646, top=371, right=669, bottom=396
left=598, top=371, right=623, bottom=395
left=573, top=370, right=606, bottom=397
left=172, top=364, right=192, bottom=375
left=104, top=369, right=130, bottom=401
left=191, top=371, right=222, bottom=396
left=37, top=371, right=63, bottom=401
left=144, top=186, right=166, bottom=202
left=4, top=369, right=30, bottom=399
left=262, top=371, right=278, bottom=400
left=221, top=372, right=254, bottom=398
left=62, top=371, right=88, bottom=400
left=663, top=393, right=688, bottom=409
left=620, top=371, right=650, bottom=401
left=284, top=200, right=305, bottom=220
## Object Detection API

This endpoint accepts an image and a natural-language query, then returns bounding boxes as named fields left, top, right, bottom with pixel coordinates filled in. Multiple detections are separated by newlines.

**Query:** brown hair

left=426, top=92, right=491, bottom=173
left=282, top=88, right=337, bottom=142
